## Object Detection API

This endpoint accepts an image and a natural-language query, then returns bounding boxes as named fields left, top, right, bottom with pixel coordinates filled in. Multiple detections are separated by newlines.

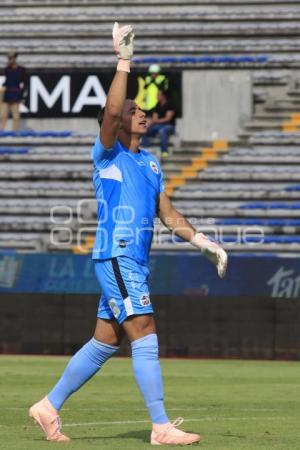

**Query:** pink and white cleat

left=151, top=417, right=201, bottom=445
left=29, top=396, right=70, bottom=442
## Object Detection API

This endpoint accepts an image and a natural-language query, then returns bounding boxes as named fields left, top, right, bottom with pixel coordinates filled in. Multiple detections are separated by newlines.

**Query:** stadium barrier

left=1, top=253, right=300, bottom=359
left=1, top=293, right=300, bottom=360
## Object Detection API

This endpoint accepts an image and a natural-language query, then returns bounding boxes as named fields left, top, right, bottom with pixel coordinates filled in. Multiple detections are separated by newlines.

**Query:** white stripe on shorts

left=124, top=296, right=134, bottom=316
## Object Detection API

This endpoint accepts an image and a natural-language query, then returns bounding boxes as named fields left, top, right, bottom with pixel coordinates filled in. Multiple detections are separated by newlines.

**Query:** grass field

left=1, top=356, right=300, bottom=450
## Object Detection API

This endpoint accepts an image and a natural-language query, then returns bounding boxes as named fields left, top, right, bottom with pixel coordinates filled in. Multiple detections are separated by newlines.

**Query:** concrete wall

left=181, top=70, right=252, bottom=142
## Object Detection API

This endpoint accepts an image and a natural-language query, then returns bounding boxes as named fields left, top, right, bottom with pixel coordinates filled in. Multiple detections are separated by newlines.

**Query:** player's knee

left=94, top=318, right=123, bottom=346
left=93, top=329, right=122, bottom=346
left=123, top=314, right=156, bottom=341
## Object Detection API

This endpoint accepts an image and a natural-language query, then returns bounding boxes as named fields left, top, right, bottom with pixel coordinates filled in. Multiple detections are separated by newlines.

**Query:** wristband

left=117, top=59, right=130, bottom=73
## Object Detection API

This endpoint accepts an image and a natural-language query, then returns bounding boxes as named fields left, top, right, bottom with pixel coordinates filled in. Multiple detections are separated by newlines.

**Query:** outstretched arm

left=100, top=23, right=134, bottom=149
left=158, top=192, right=228, bottom=278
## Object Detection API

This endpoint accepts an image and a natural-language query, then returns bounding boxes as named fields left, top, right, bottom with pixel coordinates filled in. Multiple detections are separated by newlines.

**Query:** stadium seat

left=1, top=1, right=300, bottom=69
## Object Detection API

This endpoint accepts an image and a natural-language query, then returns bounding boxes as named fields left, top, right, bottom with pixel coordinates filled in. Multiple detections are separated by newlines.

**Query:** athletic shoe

left=29, top=396, right=70, bottom=442
left=151, top=417, right=200, bottom=445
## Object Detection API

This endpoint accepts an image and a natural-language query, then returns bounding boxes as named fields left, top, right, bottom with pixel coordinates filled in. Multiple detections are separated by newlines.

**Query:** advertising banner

left=0, top=70, right=182, bottom=118
left=0, top=252, right=299, bottom=298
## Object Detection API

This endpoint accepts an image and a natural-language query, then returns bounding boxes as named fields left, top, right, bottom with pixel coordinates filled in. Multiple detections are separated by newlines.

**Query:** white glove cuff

left=191, top=232, right=210, bottom=250
left=117, top=59, right=130, bottom=73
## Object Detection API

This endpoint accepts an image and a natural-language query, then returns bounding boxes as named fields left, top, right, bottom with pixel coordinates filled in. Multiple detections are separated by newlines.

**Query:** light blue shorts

left=94, top=256, right=153, bottom=324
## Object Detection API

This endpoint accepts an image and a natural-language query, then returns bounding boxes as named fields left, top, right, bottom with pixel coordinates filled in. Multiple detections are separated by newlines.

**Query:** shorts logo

left=150, top=161, right=159, bottom=174
left=140, top=293, right=151, bottom=306
left=108, top=298, right=120, bottom=318
left=128, top=271, right=137, bottom=289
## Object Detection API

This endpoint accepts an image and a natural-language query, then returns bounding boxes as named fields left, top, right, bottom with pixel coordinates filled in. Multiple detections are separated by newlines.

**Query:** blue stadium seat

left=215, top=218, right=300, bottom=226
left=133, top=55, right=270, bottom=65
left=240, top=202, right=300, bottom=210
left=0, top=131, right=73, bottom=138
left=163, top=235, right=300, bottom=244
left=222, top=236, right=300, bottom=244
left=0, top=147, right=29, bottom=154
left=285, top=185, right=300, bottom=192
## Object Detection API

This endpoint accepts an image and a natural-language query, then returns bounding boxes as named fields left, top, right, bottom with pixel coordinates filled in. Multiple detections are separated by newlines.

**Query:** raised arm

left=100, top=23, right=134, bottom=149
left=158, top=192, right=228, bottom=278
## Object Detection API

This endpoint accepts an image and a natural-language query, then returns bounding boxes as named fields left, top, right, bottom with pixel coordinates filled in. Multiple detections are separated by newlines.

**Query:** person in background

left=135, top=64, right=169, bottom=114
left=141, top=89, right=176, bottom=158
left=0, top=52, right=26, bottom=131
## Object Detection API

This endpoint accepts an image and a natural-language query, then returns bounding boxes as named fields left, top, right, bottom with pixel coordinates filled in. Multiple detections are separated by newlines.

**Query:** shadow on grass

left=70, top=429, right=150, bottom=443
left=219, top=433, right=247, bottom=439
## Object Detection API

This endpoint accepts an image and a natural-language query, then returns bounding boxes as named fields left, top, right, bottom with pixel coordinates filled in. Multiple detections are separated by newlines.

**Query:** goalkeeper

left=29, top=22, right=227, bottom=446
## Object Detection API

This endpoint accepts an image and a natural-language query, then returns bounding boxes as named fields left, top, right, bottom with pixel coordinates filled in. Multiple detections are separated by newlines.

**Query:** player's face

left=121, top=100, right=147, bottom=135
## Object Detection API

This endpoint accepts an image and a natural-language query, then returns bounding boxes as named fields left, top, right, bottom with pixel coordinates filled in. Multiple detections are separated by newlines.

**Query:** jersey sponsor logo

left=150, top=161, right=159, bottom=174
left=140, top=293, right=151, bottom=306
left=108, top=298, right=121, bottom=318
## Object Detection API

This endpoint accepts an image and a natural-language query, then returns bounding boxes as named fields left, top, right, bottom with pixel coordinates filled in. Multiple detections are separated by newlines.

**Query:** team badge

left=140, top=294, right=151, bottom=306
left=150, top=161, right=159, bottom=174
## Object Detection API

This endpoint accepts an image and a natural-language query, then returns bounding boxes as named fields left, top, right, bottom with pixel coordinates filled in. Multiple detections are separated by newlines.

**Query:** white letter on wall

left=30, top=75, right=70, bottom=113
left=72, top=76, right=106, bottom=113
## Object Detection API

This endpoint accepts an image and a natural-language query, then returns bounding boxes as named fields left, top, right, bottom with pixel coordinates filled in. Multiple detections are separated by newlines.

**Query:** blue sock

left=48, top=338, right=118, bottom=410
left=131, top=333, right=169, bottom=424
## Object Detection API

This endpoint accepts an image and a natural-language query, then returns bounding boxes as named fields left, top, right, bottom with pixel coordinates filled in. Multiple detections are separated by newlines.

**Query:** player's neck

left=119, top=132, right=140, bottom=153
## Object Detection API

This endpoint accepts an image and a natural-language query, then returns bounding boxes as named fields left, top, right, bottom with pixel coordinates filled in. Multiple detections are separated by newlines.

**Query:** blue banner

left=0, top=252, right=299, bottom=298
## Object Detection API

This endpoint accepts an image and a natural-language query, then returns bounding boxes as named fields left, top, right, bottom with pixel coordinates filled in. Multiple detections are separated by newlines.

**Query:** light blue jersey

left=91, top=136, right=165, bottom=265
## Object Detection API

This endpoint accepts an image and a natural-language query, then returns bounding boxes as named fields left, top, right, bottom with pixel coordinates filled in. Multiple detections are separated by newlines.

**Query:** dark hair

left=8, top=51, right=18, bottom=59
left=97, top=106, right=105, bottom=127
left=159, top=89, right=169, bottom=99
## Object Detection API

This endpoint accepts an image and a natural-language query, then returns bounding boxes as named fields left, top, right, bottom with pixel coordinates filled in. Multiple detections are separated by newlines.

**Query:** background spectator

left=141, top=89, right=176, bottom=158
left=0, top=51, right=26, bottom=131
left=135, top=64, right=169, bottom=115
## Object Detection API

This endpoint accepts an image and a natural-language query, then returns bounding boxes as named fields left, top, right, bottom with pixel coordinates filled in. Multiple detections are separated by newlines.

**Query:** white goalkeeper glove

left=112, top=22, right=134, bottom=72
left=191, top=233, right=228, bottom=278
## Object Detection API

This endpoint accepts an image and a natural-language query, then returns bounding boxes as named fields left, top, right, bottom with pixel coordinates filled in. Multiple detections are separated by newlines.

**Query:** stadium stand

left=1, top=0, right=300, bottom=68
left=1, top=0, right=300, bottom=255
left=1, top=92, right=300, bottom=255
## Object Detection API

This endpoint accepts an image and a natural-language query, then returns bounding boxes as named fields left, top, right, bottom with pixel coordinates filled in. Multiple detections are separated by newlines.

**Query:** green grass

left=1, top=356, right=300, bottom=450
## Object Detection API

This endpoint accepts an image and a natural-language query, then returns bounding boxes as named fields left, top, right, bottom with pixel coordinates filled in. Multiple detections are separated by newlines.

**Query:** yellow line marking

left=166, top=140, right=228, bottom=196
left=282, top=112, right=300, bottom=133
left=282, top=123, right=299, bottom=133
left=213, top=140, right=228, bottom=151
left=291, top=113, right=300, bottom=121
